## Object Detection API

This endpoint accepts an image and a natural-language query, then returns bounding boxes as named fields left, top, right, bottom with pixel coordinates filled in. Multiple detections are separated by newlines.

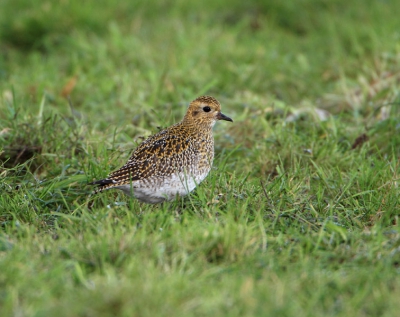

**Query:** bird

left=91, top=95, right=233, bottom=203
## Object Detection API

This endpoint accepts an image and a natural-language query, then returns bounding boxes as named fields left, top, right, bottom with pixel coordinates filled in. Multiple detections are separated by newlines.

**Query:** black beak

left=217, top=112, right=233, bottom=122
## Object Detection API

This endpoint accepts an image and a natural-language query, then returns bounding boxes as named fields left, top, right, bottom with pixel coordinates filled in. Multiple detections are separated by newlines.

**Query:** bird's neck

left=180, top=118, right=214, bottom=135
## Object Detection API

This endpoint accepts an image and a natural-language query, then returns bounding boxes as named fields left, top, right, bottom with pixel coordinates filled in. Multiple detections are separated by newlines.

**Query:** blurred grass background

left=1, top=0, right=400, bottom=316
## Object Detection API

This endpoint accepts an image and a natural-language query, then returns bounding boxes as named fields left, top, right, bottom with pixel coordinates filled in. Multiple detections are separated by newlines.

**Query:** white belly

left=116, top=170, right=210, bottom=203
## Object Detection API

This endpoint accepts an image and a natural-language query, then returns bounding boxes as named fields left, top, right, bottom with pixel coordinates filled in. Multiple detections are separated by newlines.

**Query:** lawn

left=1, top=0, right=400, bottom=316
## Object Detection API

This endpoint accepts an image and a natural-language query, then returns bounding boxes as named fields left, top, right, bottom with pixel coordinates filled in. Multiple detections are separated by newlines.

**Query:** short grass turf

left=1, top=0, right=400, bottom=316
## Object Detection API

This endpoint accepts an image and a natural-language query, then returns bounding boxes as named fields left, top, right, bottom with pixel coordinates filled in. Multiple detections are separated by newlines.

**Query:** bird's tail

left=89, top=178, right=116, bottom=195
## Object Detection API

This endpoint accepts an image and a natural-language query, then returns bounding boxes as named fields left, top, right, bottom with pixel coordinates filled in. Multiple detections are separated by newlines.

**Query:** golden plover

left=91, top=95, right=233, bottom=203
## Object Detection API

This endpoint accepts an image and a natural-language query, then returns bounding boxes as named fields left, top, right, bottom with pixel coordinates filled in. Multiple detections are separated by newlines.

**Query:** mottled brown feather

left=91, top=95, right=232, bottom=202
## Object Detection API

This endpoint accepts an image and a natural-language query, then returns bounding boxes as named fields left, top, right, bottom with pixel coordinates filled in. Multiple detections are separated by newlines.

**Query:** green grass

left=1, top=0, right=400, bottom=316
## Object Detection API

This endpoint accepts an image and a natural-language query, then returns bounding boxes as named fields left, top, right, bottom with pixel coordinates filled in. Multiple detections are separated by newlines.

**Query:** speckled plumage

left=92, top=95, right=233, bottom=203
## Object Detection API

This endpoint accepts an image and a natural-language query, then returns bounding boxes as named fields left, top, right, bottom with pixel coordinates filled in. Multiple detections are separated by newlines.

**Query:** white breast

left=115, top=169, right=210, bottom=203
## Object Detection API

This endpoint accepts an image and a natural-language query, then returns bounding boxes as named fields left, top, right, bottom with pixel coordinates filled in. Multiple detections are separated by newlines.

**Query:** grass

left=1, top=0, right=400, bottom=316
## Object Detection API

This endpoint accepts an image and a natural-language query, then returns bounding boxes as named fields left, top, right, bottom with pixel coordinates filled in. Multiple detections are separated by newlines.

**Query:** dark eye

left=203, top=106, right=211, bottom=112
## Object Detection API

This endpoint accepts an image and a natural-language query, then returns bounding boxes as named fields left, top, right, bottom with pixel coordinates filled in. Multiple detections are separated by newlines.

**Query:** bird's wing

left=106, top=130, right=196, bottom=185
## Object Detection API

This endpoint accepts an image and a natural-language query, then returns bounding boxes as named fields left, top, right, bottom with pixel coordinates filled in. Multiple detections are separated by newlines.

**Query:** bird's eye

left=203, top=106, right=211, bottom=112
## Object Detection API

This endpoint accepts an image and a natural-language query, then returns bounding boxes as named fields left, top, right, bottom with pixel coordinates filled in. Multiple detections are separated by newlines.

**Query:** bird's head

left=183, top=95, right=233, bottom=129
